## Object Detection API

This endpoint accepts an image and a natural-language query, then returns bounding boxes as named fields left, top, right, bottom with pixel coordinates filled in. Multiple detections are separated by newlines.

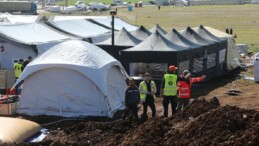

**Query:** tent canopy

left=95, top=27, right=141, bottom=60
left=130, top=25, right=151, bottom=41
left=149, top=24, right=167, bottom=35
left=96, top=27, right=141, bottom=46
left=120, top=30, right=190, bottom=73
left=166, top=28, right=202, bottom=50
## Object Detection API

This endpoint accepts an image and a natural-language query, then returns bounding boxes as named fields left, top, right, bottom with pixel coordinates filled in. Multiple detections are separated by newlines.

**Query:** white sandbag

left=0, top=117, right=41, bottom=144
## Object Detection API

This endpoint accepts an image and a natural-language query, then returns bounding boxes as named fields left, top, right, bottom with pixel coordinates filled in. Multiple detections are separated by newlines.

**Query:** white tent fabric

left=0, top=22, right=74, bottom=44
left=48, top=19, right=111, bottom=38
left=14, top=40, right=128, bottom=117
left=204, top=26, right=240, bottom=70
left=0, top=22, right=77, bottom=69
left=0, top=14, right=38, bottom=23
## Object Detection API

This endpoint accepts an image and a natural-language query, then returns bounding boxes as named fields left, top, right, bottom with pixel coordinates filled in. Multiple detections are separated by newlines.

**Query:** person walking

left=122, top=78, right=140, bottom=120
left=22, top=56, right=32, bottom=71
left=139, top=72, right=157, bottom=118
left=160, top=65, right=184, bottom=117
left=177, top=70, right=206, bottom=110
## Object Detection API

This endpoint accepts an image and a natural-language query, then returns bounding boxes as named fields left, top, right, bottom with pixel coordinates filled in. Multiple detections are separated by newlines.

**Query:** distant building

left=189, top=0, right=245, bottom=6
left=251, top=0, right=259, bottom=4
left=156, top=0, right=170, bottom=6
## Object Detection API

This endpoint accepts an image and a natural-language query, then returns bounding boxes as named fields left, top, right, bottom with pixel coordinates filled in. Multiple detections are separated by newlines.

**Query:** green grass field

left=46, top=3, right=259, bottom=53
left=115, top=4, right=259, bottom=53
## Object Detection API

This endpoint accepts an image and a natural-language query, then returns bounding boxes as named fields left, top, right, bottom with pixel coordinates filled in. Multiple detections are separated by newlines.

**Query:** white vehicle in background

left=64, top=6, right=78, bottom=13
left=88, top=2, right=110, bottom=11
left=123, top=2, right=129, bottom=5
left=75, top=1, right=86, bottom=10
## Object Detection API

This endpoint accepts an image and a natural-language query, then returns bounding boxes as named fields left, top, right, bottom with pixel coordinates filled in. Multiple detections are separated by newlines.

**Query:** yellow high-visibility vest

left=15, top=63, right=23, bottom=78
left=139, top=80, right=156, bottom=102
left=163, top=74, right=177, bottom=96
left=14, top=63, right=19, bottom=78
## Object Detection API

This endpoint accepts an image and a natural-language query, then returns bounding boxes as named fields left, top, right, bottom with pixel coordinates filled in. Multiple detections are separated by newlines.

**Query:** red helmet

left=169, top=65, right=178, bottom=71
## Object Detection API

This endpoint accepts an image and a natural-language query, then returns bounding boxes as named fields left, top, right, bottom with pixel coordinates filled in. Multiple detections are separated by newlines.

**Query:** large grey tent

left=149, top=24, right=167, bottom=35
left=120, top=30, right=190, bottom=78
left=0, top=22, right=78, bottom=70
left=179, top=27, right=219, bottom=79
left=120, top=31, right=190, bottom=91
left=95, top=27, right=141, bottom=60
left=193, top=25, right=228, bottom=76
left=166, top=29, right=204, bottom=73
left=130, top=25, right=151, bottom=41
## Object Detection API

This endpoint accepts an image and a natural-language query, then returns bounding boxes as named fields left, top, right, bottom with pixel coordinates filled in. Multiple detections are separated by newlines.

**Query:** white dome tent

left=14, top=40, right=128, bottom=118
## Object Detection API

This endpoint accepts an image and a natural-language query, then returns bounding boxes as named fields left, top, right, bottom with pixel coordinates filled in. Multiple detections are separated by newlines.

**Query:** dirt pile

left=7, top=97, right=259, bottom=146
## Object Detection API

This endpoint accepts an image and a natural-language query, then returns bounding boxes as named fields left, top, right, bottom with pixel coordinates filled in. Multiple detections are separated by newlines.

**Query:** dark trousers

left=122, top=103, right=138, bottom=120
left=143, top=99, right=156, bottom=117
left=177, top=98, right=190, bottom=111
left=163, top=96, right=178, bottom=117
left=15, top=78, right=19, bottom=95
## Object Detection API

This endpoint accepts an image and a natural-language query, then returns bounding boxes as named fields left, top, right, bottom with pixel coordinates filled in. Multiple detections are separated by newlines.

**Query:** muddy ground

left=5, top=70, right=259, bottom=146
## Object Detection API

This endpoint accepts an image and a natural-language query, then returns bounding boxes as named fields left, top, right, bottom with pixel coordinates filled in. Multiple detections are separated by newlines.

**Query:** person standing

left=177, top=70, right=206, bottom=110
left=122, top=78, right=140, bottom=120
left=225, top=28, right=229, bottom=34
left=22, top=56, right=32, bottom=71
left=13, top=60, right=18, bottom=80
left=160, top=65, right=183, bottom=117
left=14, top=59, right=23, bottom=80
left=14, top=59, right=23, bottom=94
left=139, top=72, right=157, bottom=118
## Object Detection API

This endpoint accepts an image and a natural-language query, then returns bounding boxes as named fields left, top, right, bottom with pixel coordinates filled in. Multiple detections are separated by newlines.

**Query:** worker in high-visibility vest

left=160, top=65, right=184, bottom=117
left=14, top=59, right=23, bottom=95
left=14, top=59, right=23, bottom=80
left=177, top=70, right=206, bottom=110
left=139, top=72, right=157, bottom=118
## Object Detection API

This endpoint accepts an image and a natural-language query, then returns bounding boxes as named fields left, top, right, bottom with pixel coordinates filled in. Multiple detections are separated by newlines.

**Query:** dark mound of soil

left=4, top=97, right=259, bottom=146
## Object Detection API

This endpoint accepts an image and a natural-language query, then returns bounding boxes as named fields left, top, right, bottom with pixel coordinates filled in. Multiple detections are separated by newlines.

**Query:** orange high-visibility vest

left=178, top=76, right=204, bottom=98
